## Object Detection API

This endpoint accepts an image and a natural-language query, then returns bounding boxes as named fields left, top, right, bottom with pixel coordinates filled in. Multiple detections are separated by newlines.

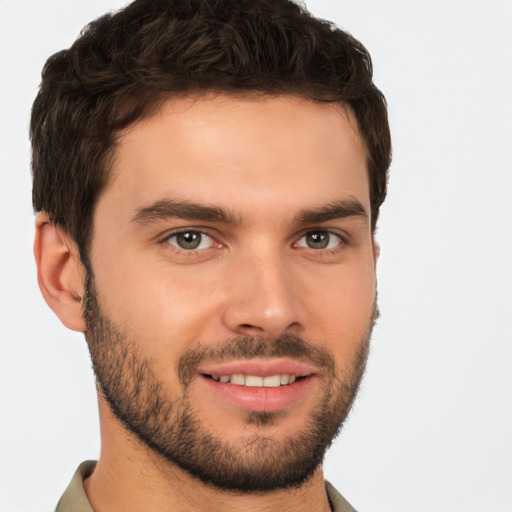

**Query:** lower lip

left=199, top=375, right=316, bottom=412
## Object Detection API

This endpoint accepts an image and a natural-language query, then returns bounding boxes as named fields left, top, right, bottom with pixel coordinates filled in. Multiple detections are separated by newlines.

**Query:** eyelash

left=163, top=230, right=219, bottom=254
left=161, top=229, right=347, bottom=255
left=293, top=231, right=345, bottom=253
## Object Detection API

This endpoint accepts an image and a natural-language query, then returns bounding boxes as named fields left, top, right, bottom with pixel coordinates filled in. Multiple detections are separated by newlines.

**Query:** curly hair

left=31, top=0, right=391, bottom=261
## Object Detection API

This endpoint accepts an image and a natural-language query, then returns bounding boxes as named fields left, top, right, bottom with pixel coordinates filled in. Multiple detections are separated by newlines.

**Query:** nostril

left=239, top=324, right=264, bottom=331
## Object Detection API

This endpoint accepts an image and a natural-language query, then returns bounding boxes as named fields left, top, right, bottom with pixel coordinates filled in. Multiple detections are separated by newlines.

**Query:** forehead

left=100, top=94, right=370, bottom=224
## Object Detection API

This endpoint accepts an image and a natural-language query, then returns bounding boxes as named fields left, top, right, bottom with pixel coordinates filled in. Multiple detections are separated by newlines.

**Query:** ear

left=373, top=239, right=380, bottom=263
left=34, top=213, right=87, bottom=332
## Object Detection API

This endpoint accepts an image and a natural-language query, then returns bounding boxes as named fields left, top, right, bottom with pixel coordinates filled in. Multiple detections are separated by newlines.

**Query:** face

left=84, top=94, right=378, bottom=491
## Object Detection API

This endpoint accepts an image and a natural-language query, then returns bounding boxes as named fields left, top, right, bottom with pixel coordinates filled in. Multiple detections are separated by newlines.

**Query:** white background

left=1, top=1, right=511, bottom=511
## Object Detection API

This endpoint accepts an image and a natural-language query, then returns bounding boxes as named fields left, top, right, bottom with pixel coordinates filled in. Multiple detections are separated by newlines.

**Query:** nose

left=221, top=248, right=306, bottom=340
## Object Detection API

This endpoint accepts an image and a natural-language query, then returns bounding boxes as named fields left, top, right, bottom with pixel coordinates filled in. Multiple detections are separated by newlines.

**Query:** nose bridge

left=222, top=242, right=304, bottom=338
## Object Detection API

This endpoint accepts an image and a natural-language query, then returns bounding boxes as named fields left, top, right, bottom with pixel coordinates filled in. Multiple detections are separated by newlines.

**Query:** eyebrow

left=132, top=198, right=241, bottom=226
left=131, top=197, right=367, bottom=227
left=293, top=198, right=368, bottom=225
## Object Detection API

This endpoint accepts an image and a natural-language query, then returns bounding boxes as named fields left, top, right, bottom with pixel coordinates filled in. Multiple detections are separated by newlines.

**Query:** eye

left=296, top=231, right=343, bottom=250
left=165, top=230, right=215, bottom=251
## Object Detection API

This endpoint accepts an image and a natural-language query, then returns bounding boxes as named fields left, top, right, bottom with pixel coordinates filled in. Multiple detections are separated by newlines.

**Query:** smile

left=197, top=362, right=317, bottom=412
left=208, top=373, right=299, bottom=387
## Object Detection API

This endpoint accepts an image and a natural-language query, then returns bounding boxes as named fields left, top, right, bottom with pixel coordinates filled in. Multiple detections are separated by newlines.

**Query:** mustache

left=177, top=334, right=336, bottom=388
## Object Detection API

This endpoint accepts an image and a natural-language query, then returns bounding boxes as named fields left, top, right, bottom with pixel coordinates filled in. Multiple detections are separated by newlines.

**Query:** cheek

left=302, top=261, right=376, bottom=354
left=93, top=253, right=224, bottom=355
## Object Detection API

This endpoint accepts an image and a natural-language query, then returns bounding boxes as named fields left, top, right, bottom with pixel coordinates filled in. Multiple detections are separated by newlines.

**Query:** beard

left=83, top=271, right=377, bottom=492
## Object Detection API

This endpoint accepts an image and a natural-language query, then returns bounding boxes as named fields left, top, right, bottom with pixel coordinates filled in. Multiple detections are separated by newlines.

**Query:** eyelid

left=293, top=229, right=346, bottom=251
left=161, top=228, right=221, bottom=251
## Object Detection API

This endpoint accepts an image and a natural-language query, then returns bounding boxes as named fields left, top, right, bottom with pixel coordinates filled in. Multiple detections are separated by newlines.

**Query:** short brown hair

left=31, top=0, right=391, bottom=261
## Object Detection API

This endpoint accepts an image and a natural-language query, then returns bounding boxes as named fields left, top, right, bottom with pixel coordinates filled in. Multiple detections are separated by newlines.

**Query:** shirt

left=55, top=460, right=357, bottom=512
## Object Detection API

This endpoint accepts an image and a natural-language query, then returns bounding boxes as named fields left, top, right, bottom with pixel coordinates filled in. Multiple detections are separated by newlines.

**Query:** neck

left=84, top=400, right=332, bottom=512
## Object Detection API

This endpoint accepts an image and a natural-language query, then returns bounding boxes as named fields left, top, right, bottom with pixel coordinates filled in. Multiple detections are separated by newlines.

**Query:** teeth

left=245, top=375, right=263, bottom=387
left=263, top=375, right=281, bottom=388
left=211, top=373, right=300, bottom=387
left=230, top=374, right=246, bottom=385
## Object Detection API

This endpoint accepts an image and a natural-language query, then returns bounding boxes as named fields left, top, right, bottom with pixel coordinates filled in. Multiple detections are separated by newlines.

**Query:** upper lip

left=197, top=358, right=317, bottom=378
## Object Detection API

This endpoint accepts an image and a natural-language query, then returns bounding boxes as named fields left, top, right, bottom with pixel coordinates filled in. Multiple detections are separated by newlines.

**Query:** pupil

left=177, top=232, right=201, bottom=249
left=307, top=232, right=329, bottom=249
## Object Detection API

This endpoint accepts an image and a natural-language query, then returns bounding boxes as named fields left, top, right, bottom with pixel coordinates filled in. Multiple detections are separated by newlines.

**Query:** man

left=31, top=0, right=391, bottom=510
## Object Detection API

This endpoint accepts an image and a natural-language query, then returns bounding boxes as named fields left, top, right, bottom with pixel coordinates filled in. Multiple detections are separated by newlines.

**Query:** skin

left=35, top=94, right=378, bottom=512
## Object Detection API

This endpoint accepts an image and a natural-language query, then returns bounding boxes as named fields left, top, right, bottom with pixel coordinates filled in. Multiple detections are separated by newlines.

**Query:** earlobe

left=34, top=213, right=87, bottom=332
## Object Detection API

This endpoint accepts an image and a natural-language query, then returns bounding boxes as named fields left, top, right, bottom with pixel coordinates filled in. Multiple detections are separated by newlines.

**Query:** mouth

left=196, top=359, right=318, bottom=412
left=205, top=373, right=300, bottom=387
